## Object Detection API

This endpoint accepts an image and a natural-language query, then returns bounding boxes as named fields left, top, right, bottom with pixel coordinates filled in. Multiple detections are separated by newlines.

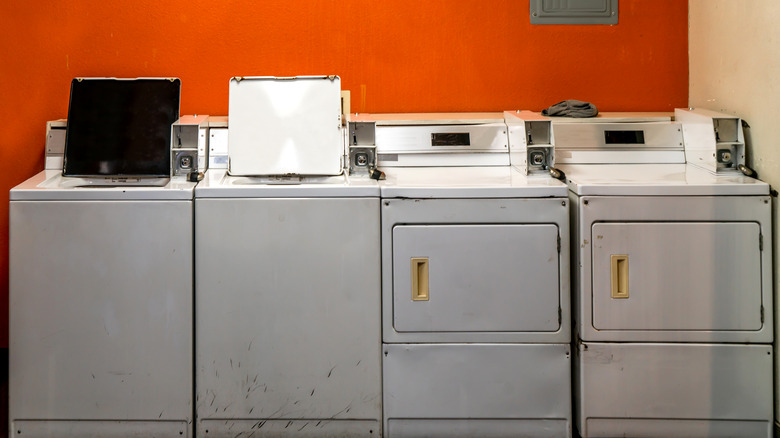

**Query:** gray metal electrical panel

left=531, top=0, right=618, bottom=25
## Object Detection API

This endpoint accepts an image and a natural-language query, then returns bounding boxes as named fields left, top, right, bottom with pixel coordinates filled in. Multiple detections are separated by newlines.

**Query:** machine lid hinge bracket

left=558, top=307, right=562, bottom=325
left=761, top=306, right=765, bottom=323
left=557, top=235, right=561, bottom=253
left=759, top=233, right=764, bottom=251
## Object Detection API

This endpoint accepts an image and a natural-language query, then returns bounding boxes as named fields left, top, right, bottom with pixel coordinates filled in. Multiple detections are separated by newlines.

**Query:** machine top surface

left=379, top=166, right=568, bottom=199
left=194, top=169, right=378, bottom=198
left=558, top=163, right=769, bottom=196
left=10, top=171, right=195, bottom=201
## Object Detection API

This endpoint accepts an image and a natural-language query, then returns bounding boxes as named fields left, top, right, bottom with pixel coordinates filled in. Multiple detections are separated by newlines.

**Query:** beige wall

left=689, top=0, right=780, bottom=423
left=689, top=0, right=780, bottom=178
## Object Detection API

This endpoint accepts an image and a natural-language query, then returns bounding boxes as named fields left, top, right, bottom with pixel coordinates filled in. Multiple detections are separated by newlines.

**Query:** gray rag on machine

left=542, top=100, right=598, bottom=118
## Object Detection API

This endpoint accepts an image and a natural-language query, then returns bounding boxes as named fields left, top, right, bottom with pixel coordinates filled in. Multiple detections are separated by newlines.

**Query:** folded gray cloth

left=542, top=100, right=598, bottom=118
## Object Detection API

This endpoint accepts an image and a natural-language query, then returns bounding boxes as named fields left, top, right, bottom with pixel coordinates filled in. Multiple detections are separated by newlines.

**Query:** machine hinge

left=558, top=307, right=562, bottom=325
left=557, top=235, right=561, bottom=253
left=761, top=306, right=765, bottom=323
left=759, top=233, right=763, bottom=251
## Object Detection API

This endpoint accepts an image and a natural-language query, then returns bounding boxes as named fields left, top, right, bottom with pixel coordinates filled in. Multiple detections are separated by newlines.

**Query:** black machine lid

left=62, top=78, right=180, bottom=177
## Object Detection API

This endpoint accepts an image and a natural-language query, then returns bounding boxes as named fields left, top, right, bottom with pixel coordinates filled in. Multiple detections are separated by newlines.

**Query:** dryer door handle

left=411, top=257, right=430, bottom=301
left=610, top=254, right=629, bottom=299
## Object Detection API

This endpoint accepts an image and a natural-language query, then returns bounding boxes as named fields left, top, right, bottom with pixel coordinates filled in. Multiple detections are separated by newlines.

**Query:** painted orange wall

left=0, top=0, right=687, bottom=348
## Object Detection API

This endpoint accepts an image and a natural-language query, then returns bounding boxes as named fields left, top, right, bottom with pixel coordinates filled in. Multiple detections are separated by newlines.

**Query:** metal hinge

left=558, top=307, right=562, bottom=325
left=761, top=306, right=765, bottom=323
left=759, top=233, right=763, bottom=251
left=557, top=235, right=561, bottom=253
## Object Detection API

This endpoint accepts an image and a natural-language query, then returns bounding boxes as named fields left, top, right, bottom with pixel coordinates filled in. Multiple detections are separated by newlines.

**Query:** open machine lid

left=62, top=78, right=180, bottom=177
left=227, top=76, right=343, bottom=176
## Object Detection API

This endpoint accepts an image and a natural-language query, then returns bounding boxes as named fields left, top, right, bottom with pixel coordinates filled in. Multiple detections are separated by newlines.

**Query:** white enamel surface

left=380, top=166, right=568, bottom=198
left=195, top=169, right=378, bottom=198
left=559, top=163, right=768, bottom=196
left=10, top=171, right=195, bottom=201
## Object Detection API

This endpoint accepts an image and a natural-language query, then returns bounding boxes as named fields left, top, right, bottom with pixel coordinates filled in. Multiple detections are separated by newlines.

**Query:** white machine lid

left=227, top=76, right=343, bottom=176
left=558, top=164, right=769, bottom=196
left=380, top=167, right=568, bottom=198
left=10, top=171, right=196, bottom=201
left=195, top=170, right=379, bottom=198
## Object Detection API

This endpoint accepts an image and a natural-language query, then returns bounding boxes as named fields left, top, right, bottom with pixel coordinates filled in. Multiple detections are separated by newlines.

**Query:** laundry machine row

left=195, top=107, right=777, bottom=438
left=195, top=106, right=777, bottom=438
left=8, top=76, right=774, bottom=438
left=195, top=109, right=574, bottom=437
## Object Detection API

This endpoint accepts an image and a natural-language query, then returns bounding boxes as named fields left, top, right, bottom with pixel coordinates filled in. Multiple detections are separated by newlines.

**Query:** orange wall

left=0, top=0, right=688, bottom=348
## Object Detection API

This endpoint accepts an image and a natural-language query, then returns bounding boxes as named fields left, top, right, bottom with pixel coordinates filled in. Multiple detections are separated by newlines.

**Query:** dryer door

left=591, top=221, right=763, bottom=332
left=392, top=224, right=560, bottom=333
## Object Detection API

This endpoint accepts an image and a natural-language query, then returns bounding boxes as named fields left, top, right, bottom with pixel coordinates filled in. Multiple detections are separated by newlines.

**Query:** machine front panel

left=381, top=197, right=570, bottom=344
left=575, top=195, right=772, bottom=343
left=383, top=343, right=571, bottom=436
left=392, top=224, right=560, bottom=333
left=195, top=197, right=382, bottom=433
left=576, top=343, right=772, bottom=438
left=9, top=200, right=193, bottom=426
left=591, top=221, right=763, bottom=332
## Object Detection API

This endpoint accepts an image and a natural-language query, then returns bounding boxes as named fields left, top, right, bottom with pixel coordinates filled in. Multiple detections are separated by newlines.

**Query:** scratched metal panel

left=576, top=343, right=772, bottom=437
left=383, top=343, right=572, bottom=436
left=9, top=200, right=193, bottom=431
left=195, top=197, right=382, bottom=436
left=10, top=421, right=188, bottom=438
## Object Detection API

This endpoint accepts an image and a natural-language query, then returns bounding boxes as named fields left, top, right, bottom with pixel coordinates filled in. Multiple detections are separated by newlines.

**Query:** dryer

left=10, top=78, right=196, bottom=438
left=556, top=111, right=773, bottom=437
left=193, top=76, right=382, bottom=437
left=364, top=112, right=572, bottom=437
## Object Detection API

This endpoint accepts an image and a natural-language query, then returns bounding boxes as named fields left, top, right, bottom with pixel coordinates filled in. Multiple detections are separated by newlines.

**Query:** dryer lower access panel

left=384, top=343, right=572, bottom=437
left=576, top=342, right=773, bottom=438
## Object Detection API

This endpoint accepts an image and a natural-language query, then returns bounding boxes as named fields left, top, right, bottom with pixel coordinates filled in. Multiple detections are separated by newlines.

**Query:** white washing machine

left=9, top=78, right=195, bottom=438
left=555, top=111, right=773, bottom=438
left=362, top=112, right=572, bottom=437
left=193, top=76, right=382, bottom=437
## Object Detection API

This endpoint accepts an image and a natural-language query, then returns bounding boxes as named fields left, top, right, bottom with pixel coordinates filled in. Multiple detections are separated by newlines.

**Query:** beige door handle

left=611, top=254, right=629, bottom=299
left=411, top=257, right=429, bottom=301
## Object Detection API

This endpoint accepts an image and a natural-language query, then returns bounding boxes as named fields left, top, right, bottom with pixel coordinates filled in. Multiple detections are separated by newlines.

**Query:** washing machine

left=361, top=112, right=572, bottom=437
left=555, top=110, right=773, bottom=437
left=193, top=76, right=382, bottom=437
left=9, top=78, right=195, bottom=437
